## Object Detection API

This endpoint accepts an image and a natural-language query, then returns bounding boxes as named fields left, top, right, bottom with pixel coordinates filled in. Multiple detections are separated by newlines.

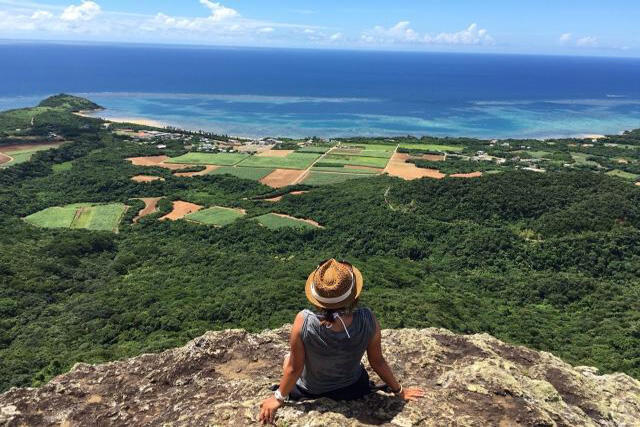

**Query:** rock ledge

left=1, top=327, right=639, bottom=426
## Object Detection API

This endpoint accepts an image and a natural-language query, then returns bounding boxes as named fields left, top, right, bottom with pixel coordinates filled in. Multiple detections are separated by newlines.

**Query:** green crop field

left=399, top=143, right=464, bottom=153
left=606, top=169, right=639, bottom=180
left=1, top=145, right=60, bottom=167
left=302, top=171, right=369, bottom=186
left=24, top=203, right=127, bottom=232
left=237, top=152, right=320, bottom=169
left=253, top=213, right=319, bottom=230
left=571, top=152, right=601, bottom=167
left=311, top=166, right=381, bottom=175
left=185, top=206, right=246, bottom=226
left=166, top=152, right=249, bottom=166
left=320, top=154, right=390, bottom=168
left=297, top=146, right=332, bottom=153
left=334, top=144, right=396, bottom=158
left=208, top=166, right=274, bottom=181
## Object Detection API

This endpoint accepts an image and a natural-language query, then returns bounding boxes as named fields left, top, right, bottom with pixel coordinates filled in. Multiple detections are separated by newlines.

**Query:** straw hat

left=305, top=259, right=363, bottom=309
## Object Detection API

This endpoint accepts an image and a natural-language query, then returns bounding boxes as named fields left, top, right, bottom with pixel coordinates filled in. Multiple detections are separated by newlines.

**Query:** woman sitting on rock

left=259, top=259, right=425, bottom=424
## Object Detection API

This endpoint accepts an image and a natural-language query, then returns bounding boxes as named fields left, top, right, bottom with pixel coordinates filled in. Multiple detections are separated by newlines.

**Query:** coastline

left=74, top=111, right=168, bottom=128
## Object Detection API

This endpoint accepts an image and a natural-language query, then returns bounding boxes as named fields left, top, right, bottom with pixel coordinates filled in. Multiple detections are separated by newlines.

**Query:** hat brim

left=305, top=264, right=363, bottom=310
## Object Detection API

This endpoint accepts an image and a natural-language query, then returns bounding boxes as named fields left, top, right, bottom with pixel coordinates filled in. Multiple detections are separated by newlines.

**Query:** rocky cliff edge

left=1, top=327, right=639, bottom=426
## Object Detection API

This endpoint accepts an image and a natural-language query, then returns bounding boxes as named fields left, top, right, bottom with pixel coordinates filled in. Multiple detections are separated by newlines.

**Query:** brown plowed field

left=274, top=213, right=323, bottom=228
left=133, top=197, right=163, bottom=222
left=262, top=190, right=309, bottom=202
left=174, top=165, right=219, bottom=177
left=0, top=153, right=11, bottom=165
left=257, top=150, right=295, bottom=157
left=386, top=153, right=445, bottom=180
left=260, top=169, right=305, bottom=188
left=131, top=175, right=165, bottom=183
left=450, top=172, right=483, bottom=178
left=160, top=201, right=203, bottom=221
left=422, top=154, right=445, bottom=161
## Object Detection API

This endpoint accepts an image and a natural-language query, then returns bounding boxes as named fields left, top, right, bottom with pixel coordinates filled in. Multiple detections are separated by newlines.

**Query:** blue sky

left=0, top=0, right=638, bottom=56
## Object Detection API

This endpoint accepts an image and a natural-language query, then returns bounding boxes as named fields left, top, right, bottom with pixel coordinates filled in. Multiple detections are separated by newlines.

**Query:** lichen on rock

left=1, top=326, right=639, bottom=426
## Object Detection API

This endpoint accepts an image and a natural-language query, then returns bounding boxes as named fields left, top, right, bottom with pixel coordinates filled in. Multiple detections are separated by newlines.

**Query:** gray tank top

left=296, top=308, right=376, bottom=394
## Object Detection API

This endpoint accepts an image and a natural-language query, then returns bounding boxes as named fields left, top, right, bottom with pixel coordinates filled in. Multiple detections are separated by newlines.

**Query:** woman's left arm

left=259, top=312, right=306, bottom=425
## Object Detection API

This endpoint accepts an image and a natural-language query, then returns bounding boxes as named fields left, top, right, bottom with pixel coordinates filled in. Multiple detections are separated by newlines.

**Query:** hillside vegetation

left=0, top=96, right=639, bottom=393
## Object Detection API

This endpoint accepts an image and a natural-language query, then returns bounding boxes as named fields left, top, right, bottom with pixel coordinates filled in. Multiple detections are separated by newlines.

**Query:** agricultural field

left=208, top=166, right=274, bottom=181
left=185, top=206, right=246, bottom=226
left=571, top=152, right=602, bottom=168
left=302, top=171, right=369, bottom=186
left=24, top=203, right=127, bottom=232
left=166, top=152, right=249, bottom=166
left=312, top=165, right=381, bottom=175
left=606, top=169, right=639, bottom=181
left=398, top=143, right=465, bottom=152
left=238, top=152, right=320, bottom=169
left=0, top=144, right=62, bottom=167
left=252, top=213, right=321, bottom=230
left=319, top=154, right=390, bottom=168
left=297, top=145, right=333, bottom=153
left=333, top=143, right=395, bottom=158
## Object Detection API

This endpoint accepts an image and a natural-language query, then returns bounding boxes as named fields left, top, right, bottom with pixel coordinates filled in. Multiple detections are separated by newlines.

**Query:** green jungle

left=0, top=95, right=639, bottom=392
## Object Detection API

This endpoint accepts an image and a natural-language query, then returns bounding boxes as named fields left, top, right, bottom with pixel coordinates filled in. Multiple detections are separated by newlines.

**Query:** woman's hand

left=258, top=396, right=283, bottom=425
left=400, top=387, right=426, bottom=401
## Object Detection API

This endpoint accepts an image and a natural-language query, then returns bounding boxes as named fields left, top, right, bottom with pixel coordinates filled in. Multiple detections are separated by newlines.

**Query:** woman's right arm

left=366, top=314, right=425, bottom=401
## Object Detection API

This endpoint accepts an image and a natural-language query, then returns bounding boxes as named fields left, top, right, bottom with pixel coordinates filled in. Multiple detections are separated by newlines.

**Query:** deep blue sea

left=1, top=43, right=640, bottom=138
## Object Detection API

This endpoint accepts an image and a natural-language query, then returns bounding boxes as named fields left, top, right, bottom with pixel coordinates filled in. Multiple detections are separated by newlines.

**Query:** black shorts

left=288, top=367, right=372, bottom=401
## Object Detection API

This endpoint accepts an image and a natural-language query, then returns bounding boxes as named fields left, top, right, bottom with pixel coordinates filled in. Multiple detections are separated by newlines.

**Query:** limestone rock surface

left=1, top=327, right=639, bottom=426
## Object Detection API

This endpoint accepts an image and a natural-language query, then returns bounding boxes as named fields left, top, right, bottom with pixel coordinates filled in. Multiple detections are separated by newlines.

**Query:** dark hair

left=316, top=298, right=359, bottom=323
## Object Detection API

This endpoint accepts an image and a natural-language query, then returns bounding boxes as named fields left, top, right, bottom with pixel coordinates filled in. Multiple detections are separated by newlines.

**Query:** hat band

left=311, top=269, right=354, bottom=304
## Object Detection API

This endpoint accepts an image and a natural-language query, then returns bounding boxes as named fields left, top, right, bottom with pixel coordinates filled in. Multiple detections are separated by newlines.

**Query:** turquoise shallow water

left=2, top=44, right=640, bottom=139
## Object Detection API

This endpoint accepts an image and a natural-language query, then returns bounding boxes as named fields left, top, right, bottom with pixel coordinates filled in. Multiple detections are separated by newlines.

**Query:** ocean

left=1, top=43, right=640, bottom=139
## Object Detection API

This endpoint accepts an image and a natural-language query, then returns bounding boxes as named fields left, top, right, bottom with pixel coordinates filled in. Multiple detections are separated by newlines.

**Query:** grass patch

left=335, top=144, right=395, bottom=158
left=166, top=152, right=249, bottom=166
left=237, top=152, right=320, bottom=170
left=52, top=161, right=73, bottom=173
left=606, top=169, right=639, bottom=181
left=398, top=143, right=464, bottom=152
left=321, top=154, right=389, bottom=168
left=302, top=171, right=369, bottom=186
left=297, top=146, right=332, bottom=154
left=253, top=213, right=318, bottom=230
left=24, top=203, right=127, bottom=232
left=208, top=166, right=274, bottom=181
left=571, top=152, right=601, bottom=168
left=1, top=145, right=60, bottom=167
left=185, top=206, right=245, bottom=226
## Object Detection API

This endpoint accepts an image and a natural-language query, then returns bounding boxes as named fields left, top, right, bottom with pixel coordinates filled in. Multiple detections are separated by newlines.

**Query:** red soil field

left=0, top=153, right=11, bottom=165
left=386, top=153, right=445, bottom=180
left=160, top=201, right=203, bottom=221
left=450, top=172, right=483, bottom=178
left=131, top=175, right=165, bottom=183
left=273, top=213, right=323, bottom=228
left=0, top=142, right=63, bottom=153
left=256, top=150, right=295, bottom=158
left=126, top=156, right=189, bottom=171
left=260, top=169, right=305, bottom=188
left=422, top=154, right=445, bottom=161
left=133, top=197, right=163, bottom=223
left=174, top=165, right=219, bottom=177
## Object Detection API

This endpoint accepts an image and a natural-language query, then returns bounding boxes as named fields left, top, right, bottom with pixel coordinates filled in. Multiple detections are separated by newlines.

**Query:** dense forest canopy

left=0, top=96, right=639, bottom=392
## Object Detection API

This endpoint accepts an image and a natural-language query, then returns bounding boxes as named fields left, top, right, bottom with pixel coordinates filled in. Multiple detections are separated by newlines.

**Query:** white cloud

left=361, top=22, right=494, bottom=46
left=31, top=10, right=54, bottom=20
left=558, top=33, right=572, bottom=44
left=576, top=36, right=598, bottom=48
left=258, top=27, right=274, bottom=34
left=329, top=32, right=344, bottom=41
left=60, top=1, right=101, bottom=22
left=198, top=0, right=238, bottom=22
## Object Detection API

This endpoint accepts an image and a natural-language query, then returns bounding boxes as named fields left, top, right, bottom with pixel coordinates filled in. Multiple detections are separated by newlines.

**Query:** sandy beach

left=74, top=111, right=167, bottom=128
